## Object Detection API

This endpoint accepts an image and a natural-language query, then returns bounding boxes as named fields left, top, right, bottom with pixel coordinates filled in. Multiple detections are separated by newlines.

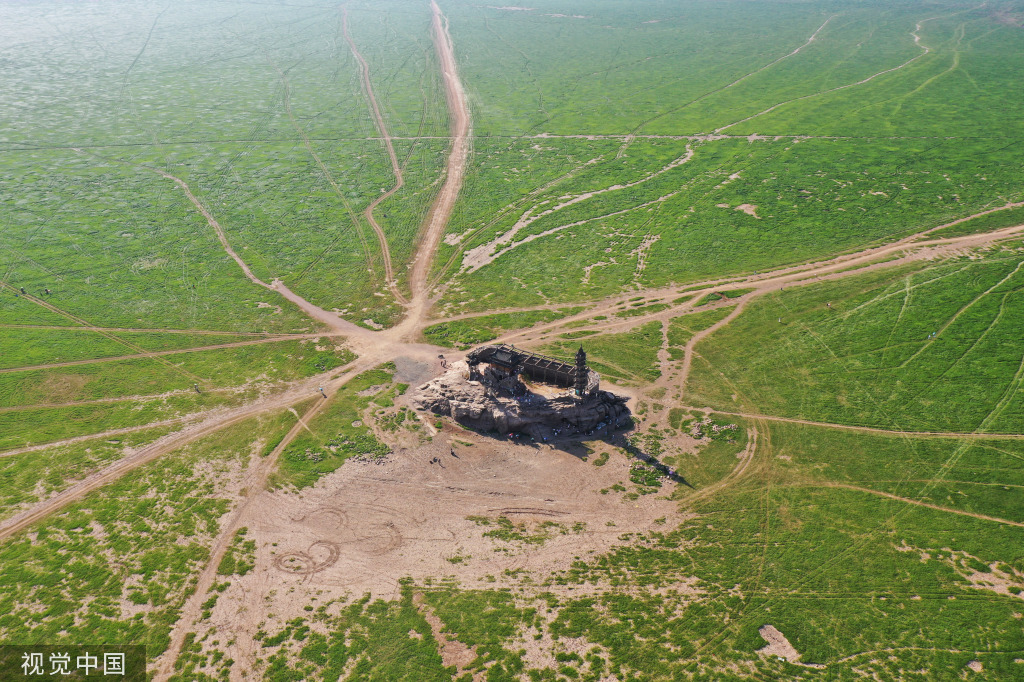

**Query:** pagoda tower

left=574, top=346, right=588, bottom=398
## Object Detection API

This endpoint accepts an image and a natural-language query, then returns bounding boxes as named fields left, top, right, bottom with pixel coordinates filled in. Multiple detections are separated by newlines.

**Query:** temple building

left=465, top=344, right=600, bottom=398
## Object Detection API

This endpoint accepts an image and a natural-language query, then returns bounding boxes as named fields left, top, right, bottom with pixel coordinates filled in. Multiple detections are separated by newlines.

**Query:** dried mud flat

left=207, top=432, right=682, bottom=675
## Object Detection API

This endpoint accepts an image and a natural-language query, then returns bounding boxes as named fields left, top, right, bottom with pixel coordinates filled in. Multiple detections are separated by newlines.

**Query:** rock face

left=413, top=362, right=631, bottom=439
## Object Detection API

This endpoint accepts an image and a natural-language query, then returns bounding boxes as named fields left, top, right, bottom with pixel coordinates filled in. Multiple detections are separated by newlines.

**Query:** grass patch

left=247, top=587, right=450, bottom=681
left=273, top=364, right=396, bottom=489
left=423, top=308, right=582, bottom=349
left=688, top=253, right=1024, bottom=432
left=217, top=527, right=256, bottom=577
left=614, top=303, right=670, bottom=318
left=696, top=288, right=752, bottom=306
left=541, top=321, right=663, bottom=384
left=0, top=425, right=175, bottom=522
left=559, top=330, right=599, bottom=339
left=0, top=412, right=286, bottom=659
left=468, top=515, right=569, bottom=547
left=926, top=205, right=1024, bottom=240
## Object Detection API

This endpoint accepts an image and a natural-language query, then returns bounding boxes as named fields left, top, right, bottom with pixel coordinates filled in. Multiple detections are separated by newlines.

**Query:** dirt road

left=496, top=219, right=1024, bottom=352
left=10, top=207, right=1020, bottom=548
left=152, top=357, right=379, bottom=681
left=406, top=0, right=470, bottom=312
left=671, top=408, right=1024, bottom=440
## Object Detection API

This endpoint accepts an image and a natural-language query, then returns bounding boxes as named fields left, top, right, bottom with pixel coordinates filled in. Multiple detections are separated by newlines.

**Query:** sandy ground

left=757, top=624, right=825, bottom=668
left=207, top=429, right=682, bottom=678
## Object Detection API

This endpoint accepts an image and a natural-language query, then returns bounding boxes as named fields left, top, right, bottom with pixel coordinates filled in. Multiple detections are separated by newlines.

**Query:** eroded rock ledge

left=412, top=361, right=631, bottom=439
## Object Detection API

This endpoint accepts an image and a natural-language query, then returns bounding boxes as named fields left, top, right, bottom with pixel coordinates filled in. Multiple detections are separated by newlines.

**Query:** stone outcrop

left=412, top=361, right=631, bottom=439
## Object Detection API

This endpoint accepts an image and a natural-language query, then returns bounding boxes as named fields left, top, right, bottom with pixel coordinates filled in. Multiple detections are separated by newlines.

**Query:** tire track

left=0, top=281, right=205, bottom=385
left=669, top=407, right=1024, bottom=440
left=0, top=335, right=316, bottom=375
left=789, top=482, right=1024, bottom=528
left=679, top=298, right=750, bottom=394
left=628, top=14, right=835, bottom=137
left=264, top=56, right=377, bottom=285
left=343, top=5, right=407, bottom=304
left=713, top=13, right=949, bottom=134
left=460, top=149, right=693, bottom=274
left=109, top=156, right=367, bottom=336
left=0, top=419, right=188, bottom=459
left=139, top=166, right=275, bottom=291
left=495, top=218, right=1024, bottom=349
left=152, top=357, right=378, bottom=681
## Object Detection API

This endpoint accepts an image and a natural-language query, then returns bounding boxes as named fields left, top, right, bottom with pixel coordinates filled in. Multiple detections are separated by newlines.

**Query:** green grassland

left=0, top=328, right=272, bottom=370
left=0, top=0, right=1022, bottom=679
left=0, top=425, right=175, bottom=523
left=0, top=148, right=319, bottom=332
left=272, top=364, right=399, bottom=490
left=466, top=3, right=1021, bottom=142
left=544, top=460, right=1024, bottom=679
left=0, top=0, right=448, bottom=330
left=0, top=339, right=354, bottom=450
left=439, top=134, right=1024, bottom=314
left=446, top=1, right=829, bottom=136
left=928, top=204, right=1024, bottom=239
left=434, top=0, right=1024, bottom=315
left=240, top=588, right=450, bottom=682
left=0, top=336, right=355, bottom=408
left=540, top=321, right=663, bottom=384
left=422, top=307, right=582, bottom=348
left=769, top=423, right=1024, bottom=524
left=0, top=412, right=296, bottom=659
left=687, top=248, right=1024, bottom=433
left=0, top=398, right=225, bottom=453
left=722, top=12, right=1024, bottom=139
left=258, top=586, right=527, bottom=681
